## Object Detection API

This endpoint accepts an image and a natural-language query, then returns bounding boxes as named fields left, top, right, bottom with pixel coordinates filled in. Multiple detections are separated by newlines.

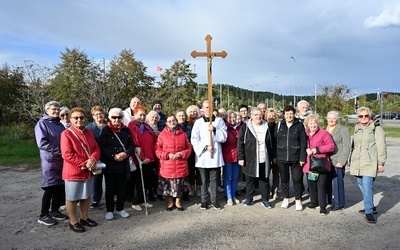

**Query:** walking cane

left=135, top=147, right=148, bottom=215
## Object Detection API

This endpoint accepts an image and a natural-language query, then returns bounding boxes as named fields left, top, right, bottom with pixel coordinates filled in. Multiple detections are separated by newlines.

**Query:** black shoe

left=79, top=218, right=98, bottom=227
left=359, top=207, right=377, bottom=214
left=50, top=211, right=69, bottom=221
left=331, top=206, right=344, bottom=211
left=200, top=202, right=208, bottom=210
left=69, top=222, right=86, bottom=233
left=37, top=214, right=57, bottom=226
left=90, top=202, right=99, bottom=208
left=211, top=202, right=222, bottom=210
left=166, top=206, right=174, bottom=211
left=176, top=206, right=184, bottom=211
left=365, top=213, right=376, bottom=224
left=320, top=208, right=327, bottom=215
left=308, top=203, right=319, bottom=209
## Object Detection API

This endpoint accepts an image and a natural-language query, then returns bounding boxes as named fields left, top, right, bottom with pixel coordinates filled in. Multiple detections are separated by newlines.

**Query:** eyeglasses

left=111, top=116, right=122, bottom=120
left=358, top=114, right=370, bottom=119
left=60, top=114, right=68, bottom=117
left=167, top=120, right=176, bottom=123
left=93, top=113, right=103, bottom=116
left=71, top=116, right=85, bottom=120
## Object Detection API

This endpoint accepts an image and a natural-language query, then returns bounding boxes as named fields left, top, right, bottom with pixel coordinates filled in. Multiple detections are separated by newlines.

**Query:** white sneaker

left=105, top=212, right=114, bottom=220
left=227, top=199, right=233, bottom=206
left=118, top=210, right=130, bottom=218
left=234, top=198, right=241, bottom=205
left=131, top=205, right=143, bottom=211
left=140, top=203, right=153, bottom=208
left=295, top=202, right=303, bottom=211
left=59, top=205, right=66, bottom=211
left=281, top=199, right=289, bottom=208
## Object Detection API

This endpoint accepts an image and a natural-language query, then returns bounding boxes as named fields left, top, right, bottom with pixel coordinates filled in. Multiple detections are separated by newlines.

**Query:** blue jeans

left=223, top=162, right=240, bottom=199
left=333, top=167, right=345, bottom=208
left=92, top=173, right=103, bottom=203
left=356, top=176, right=374, bottom=214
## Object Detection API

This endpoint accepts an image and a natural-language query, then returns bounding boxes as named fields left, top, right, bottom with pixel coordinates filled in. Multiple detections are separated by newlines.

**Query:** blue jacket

left=34, top=114, right=65, bottom=187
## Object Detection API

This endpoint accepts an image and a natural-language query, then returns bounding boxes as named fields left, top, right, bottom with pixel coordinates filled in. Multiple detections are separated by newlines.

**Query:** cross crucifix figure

left=191, top=34, right=227, bottom=157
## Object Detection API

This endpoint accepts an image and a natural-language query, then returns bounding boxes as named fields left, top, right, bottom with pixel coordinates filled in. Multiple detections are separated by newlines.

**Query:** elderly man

left=152, top=100, right=167, bottom=131
left=257, top=103, right=267, bottom=118
left=122, top=96, right=142, bottom=126
left=296, top=100, right=311, bottom=123
left=191, top=100, right=227, bottom=210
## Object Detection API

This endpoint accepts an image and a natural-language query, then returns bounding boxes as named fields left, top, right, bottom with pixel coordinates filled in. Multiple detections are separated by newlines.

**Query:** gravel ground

left=1, top=137, right=399, bottom=249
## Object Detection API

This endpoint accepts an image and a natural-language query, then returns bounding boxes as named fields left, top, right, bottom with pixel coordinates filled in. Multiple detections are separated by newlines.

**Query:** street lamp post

left=291, top=56, right=296, bottom=105
left=249, top=84, right=258, bottom=107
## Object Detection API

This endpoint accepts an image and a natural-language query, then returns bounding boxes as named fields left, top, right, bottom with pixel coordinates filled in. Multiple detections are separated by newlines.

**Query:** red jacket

left=155, top=127, right=191, bottom=179
left=61, top=126, right=101, bottom=180
left=222, top=122, right=240, bottom=163
left=303, top=128, right=335, bottom=173
left=128, top=120, right=157, bottom=163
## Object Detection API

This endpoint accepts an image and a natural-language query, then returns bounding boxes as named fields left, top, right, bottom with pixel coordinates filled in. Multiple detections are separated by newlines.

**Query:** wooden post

left=191, top=34, right=227, bottom=157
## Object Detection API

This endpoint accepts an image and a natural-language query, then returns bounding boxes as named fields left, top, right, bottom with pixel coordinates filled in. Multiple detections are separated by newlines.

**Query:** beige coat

left=350, top=122, right=387, bottom=178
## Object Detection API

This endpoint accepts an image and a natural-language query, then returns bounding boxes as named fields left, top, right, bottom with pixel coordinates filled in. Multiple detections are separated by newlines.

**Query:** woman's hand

left=378, top=164, right=384, bottom=173
left=86, top=158, right=96, bottom=170
left=238, top=160, right=244, bottom=167
left=142, top=158, right=150, bottom=164
left=335, top=163, right=344, bottom=168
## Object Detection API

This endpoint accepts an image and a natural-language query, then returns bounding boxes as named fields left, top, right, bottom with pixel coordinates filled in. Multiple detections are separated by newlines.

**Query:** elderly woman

left=99, top=108, right=135, bottom=220
left=238, top=107, right=273, bottom=208
left=325, top=111, right=351, bottom=211
left=222, top=110, right=241, bottom=205
left=61, top=107, right=101, bottom=232
left=128, top=105, right=157, bottom=209
left=60, top=107, right=71, bottom=128
left=265, top=108, right=280, bottom=200
left=155, top=114, right=192, bottom=211
left=85, top=106, right=107, bottom=208
left=185, top=105, right=202, bottom=196
left=303, top=114, right=335, bottom=215
left=35, top=101, right=68, bottom=226
left=350, top=107, right=386, bottom=224
left=275, top=105, right=307, bottom=211
left=146, top=110, right=161, bottom=136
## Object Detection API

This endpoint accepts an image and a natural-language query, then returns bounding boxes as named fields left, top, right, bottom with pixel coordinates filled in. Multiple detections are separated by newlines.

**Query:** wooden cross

left=191, top=34, right=227, bottom=157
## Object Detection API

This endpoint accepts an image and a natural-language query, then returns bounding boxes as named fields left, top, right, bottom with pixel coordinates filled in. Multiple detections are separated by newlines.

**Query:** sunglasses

left=358, top=115, right=370, bottom=119
left=111, top=116, right=122, bottom=120
left=71, top=116, right=85, bottom=120
left=60, top=114, right=68, bottom=117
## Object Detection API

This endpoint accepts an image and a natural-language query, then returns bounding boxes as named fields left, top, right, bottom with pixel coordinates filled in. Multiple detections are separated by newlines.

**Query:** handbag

left=307, top=172, right=319, bottom=181
left=309, top=155, right=328, bottom=174
left=113, top=132, right=136, bottom=172
left=68, top=128, right=105, bottom=175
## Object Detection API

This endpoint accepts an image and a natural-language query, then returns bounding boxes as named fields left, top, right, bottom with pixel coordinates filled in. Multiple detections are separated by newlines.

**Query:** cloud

left=364, top=1, right=400, bottom=29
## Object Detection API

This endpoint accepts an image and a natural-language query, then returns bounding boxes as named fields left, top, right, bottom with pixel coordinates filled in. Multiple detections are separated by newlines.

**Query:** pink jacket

left=155, top=127, right=192, bottom=179
left=303, top=128, right=335, bottom=173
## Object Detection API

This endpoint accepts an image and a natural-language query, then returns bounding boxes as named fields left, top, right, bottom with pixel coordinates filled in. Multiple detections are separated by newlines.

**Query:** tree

left=108, top=49, right=155, bottom=108
left=156, top=59, right=197, bottom=113
left=313, top=84, right=349, bottom=118
left=49, top=47, right=98, bottom=111
left=0, top=65, right=25, bottom=124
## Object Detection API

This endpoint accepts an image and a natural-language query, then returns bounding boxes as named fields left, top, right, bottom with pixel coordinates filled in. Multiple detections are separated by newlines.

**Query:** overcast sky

left=1, top=0, right=400, bottom=97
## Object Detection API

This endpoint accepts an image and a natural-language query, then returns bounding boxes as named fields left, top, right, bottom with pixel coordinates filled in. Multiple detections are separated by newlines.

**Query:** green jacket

left=350, top=122, right=387, bottom=178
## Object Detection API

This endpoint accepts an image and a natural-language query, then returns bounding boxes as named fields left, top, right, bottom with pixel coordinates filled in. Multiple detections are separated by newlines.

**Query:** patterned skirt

left=157, top=177, right=189, bottom=198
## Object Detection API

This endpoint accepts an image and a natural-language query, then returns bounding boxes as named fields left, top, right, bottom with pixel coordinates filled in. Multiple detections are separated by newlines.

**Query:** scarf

left=107, top=121, right=127, bottom=132
left=135, top=121, right=153, bottom=135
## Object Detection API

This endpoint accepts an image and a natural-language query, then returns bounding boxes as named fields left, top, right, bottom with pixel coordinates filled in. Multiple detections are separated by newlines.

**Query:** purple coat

left=34, top=114, right=65, bottom=187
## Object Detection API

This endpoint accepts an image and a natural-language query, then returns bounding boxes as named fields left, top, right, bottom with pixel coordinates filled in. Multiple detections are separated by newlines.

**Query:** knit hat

left=152, top=100, right=162, bottom=108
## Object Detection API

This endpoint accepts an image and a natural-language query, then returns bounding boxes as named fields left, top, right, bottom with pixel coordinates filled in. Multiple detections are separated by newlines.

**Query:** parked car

left=346, top=113, right=358, bottom=119
left=375, top=112, right=398, bottom=120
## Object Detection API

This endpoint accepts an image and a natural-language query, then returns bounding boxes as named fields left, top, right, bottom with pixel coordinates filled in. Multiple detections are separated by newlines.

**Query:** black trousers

left=40, top=184, right=64, bottom=216
left=278, top=161, right=303, bottom=200
left=104, top=173, right=127, bottom=212
left=307, top=173, right=328, bottom=209
left=245, top=163, right=270, bottom=201
left=198, top=168, right=218, bottom=203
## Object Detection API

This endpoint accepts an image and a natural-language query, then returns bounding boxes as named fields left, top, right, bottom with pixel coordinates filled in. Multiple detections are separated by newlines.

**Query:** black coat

left=275, top=118, right=307, bottom=163
left=98, top=126, right=135, bottom=174
left=237, top=120, right=273, bottom=178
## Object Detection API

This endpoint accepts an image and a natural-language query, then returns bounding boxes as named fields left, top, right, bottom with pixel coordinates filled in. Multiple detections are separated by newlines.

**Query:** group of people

left=34, top=98, right=387, bottom=233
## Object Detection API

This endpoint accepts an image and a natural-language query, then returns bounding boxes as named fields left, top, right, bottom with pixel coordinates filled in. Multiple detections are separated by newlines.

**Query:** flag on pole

left=156, top=66, right=163, bottom=72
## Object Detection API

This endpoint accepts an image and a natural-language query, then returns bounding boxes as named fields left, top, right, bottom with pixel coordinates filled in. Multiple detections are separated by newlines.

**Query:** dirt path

left=1, top=138, right=399, bottom=249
